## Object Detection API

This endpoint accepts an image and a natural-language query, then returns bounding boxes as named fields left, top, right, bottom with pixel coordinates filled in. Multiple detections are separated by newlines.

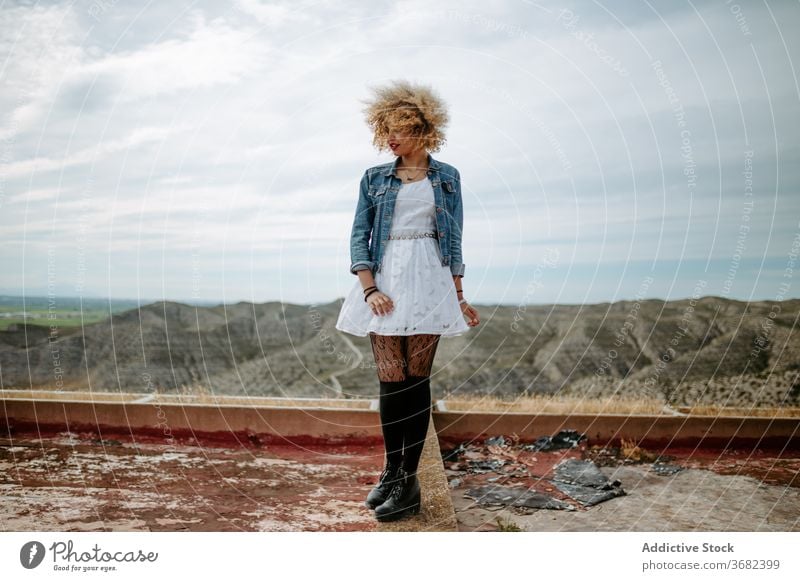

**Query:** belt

left=387, top=230, right=437, bottom=240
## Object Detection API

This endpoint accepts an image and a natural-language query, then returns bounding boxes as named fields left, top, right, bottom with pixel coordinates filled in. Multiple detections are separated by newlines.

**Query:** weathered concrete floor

left=450, top=446, right=800, bottom=532
left=0, top=415, right=457, bottom=532
left=0, top=433, right=388, bottom=531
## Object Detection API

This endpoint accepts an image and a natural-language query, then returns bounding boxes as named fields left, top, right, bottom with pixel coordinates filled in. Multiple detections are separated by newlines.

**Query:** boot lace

left=379, top=464, right=399, bottom=488
left=388, top=468, right=409, bottom=500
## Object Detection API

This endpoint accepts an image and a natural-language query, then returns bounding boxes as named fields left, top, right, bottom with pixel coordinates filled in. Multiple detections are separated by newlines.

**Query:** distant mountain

left=0, top=294, right=221, bottom=310
left=0, top=297, right=798, bottom=407
left=0, top=288, right=106, bottom=299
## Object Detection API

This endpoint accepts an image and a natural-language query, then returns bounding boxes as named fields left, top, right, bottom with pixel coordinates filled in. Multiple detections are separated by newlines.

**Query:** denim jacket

left=349, top=152, right=466, bottom=277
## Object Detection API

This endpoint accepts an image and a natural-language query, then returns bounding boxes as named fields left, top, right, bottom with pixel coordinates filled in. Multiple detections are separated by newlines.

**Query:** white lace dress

left=335, top=177, right=470, bottom=337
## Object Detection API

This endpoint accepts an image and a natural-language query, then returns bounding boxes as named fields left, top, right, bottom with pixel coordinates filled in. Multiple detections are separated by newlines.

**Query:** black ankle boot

left=365, top=461, right=402, bottom=509
left=374, top=466, right=421, bottom=522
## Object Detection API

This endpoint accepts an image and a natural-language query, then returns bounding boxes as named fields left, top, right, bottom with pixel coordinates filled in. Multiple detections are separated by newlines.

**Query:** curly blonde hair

left=361, top=79, right=450, bottom=153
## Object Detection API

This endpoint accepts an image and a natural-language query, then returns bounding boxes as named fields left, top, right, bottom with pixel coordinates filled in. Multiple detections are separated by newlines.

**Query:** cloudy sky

left=1, top=0, right=798, bottom=306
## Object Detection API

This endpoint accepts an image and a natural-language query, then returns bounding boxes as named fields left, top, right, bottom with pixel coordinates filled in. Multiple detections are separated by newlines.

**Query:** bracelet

left=458, top=298, right=467, bottom=305
left=363, top=285, right=377, bottom=294
left=364, top=288, right=379, bottom=302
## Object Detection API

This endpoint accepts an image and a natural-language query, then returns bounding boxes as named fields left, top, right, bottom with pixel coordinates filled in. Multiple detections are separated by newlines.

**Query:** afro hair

left=360, top=79, right=450, bottom=153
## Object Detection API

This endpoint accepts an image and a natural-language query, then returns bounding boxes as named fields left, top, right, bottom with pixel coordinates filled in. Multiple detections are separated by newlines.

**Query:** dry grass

left=619, top=437, right=659, bottom=462
left=620, top=437, right=640, bottom=460
left=443, top=393, right=667, bottom=415
left=0, top=388, right=372, bottom=409
left=443, top=393, right=800, bottom=418
left=157, top=393, right=372, bottom=409
left=678, top=404, right=800, bottom=418
left=0, top=389, right=137, bottom=402
left=495, top=516, right=523, bottom=531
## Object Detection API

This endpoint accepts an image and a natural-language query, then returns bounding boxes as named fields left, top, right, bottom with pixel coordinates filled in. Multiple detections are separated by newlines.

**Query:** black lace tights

left=368, top=332, right=441, bottom=381
left=369, top=332, right=441, bottom=475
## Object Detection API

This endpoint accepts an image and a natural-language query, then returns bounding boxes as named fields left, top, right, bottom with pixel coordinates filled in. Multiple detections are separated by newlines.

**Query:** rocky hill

left=1, top=297, right=798, bottom=407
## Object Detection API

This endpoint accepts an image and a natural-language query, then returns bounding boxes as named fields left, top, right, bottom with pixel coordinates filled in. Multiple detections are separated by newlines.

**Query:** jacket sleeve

left=449, top=169, right=466, bottom=277
left=349, top=170, right=375, bottom=275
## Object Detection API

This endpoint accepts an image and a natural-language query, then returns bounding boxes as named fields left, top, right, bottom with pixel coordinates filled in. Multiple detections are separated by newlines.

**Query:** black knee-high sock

left=400, top=375, right=432, bottom=474
left=378, top=379, right=406, bottom=466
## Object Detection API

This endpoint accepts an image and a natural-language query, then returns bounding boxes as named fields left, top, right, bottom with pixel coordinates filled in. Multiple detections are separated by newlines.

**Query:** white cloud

left=79, top=12, right=268, bottom=101
left=1, top=0, right=798, bottom=303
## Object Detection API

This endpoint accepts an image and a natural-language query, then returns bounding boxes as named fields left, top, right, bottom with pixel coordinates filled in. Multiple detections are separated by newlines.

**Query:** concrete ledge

left=1, top=396, right=383, bottom=446
left=4, top=393, right=797, bottom=451
left=433, top=409, right=800, bottom=451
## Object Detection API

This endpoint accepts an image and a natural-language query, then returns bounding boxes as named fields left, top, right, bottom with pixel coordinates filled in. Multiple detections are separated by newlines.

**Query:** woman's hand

left=460, top=301, right=480, bottom=327
left=367, top=291, right=394, bottom=316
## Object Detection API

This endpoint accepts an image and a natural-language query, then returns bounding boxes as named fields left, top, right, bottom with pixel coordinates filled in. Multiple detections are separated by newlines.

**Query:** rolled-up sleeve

left=349, top=170, right=375, bottom=274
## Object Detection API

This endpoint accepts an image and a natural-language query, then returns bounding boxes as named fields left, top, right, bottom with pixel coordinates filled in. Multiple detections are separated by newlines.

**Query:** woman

left=335, top=80, right=480, bottom=522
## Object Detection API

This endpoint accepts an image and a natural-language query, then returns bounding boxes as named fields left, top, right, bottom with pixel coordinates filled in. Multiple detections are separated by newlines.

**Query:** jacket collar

left=382, top=152, right=441, bottom=177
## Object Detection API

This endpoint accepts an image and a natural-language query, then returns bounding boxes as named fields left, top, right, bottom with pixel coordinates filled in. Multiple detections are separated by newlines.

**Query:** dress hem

left=335, top=327, right=470, bottom=338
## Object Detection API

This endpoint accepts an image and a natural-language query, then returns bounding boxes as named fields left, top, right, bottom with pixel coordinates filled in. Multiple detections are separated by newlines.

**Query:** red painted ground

left=0, top=430, right=387, bottom=531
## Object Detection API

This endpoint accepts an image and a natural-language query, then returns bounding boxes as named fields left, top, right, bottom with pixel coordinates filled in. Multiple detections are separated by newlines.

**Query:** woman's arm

left=350, top=170, right=376, bottom=274
left=450, top=170, right=479, bottom=327
left=454, top=273, right=479, bottom=326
